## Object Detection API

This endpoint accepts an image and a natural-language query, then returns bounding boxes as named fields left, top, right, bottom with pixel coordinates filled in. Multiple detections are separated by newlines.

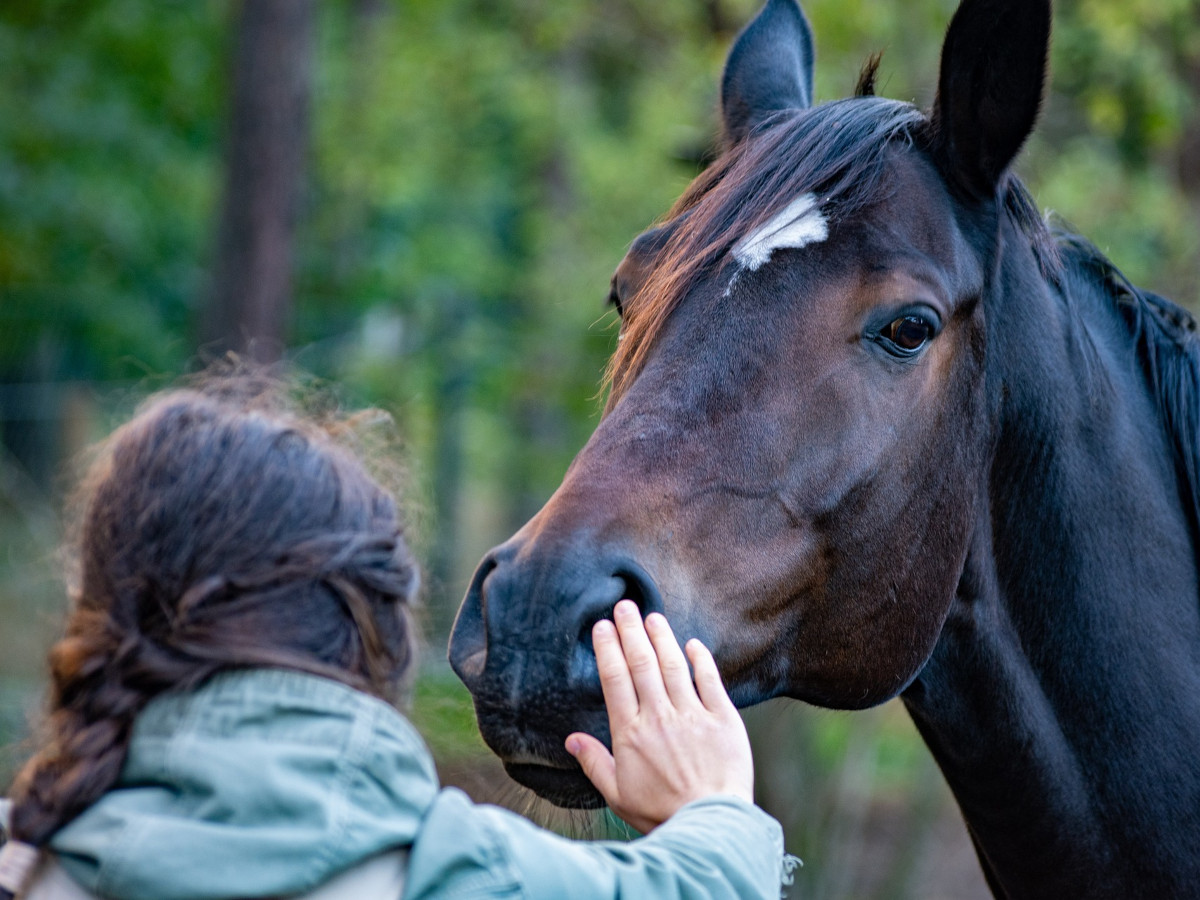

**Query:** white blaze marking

left=732, top=193, right=828, bottom=272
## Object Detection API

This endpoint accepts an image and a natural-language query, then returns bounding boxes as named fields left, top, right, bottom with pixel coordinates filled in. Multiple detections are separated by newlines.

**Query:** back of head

left=1, top=375, right=418, bottom=882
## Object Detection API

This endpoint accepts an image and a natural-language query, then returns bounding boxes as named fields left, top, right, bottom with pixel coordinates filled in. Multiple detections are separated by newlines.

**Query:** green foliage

left=1035, top=0, right=1200, bottom=304
left=0, top=0, right=227, bottom=379
left=406, top=665, right=492, bottom=763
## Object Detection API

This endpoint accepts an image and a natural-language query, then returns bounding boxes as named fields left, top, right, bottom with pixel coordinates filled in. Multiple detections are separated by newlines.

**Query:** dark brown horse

left=449, top=0, right=1200, bottom=895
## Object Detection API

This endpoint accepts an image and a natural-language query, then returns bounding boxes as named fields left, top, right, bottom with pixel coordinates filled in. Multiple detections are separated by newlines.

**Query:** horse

left=447, top=0, right=1200, bottom=895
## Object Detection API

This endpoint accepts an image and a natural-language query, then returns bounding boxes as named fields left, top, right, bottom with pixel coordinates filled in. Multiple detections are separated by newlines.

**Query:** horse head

left=449, top=0, right=1051, bottom=808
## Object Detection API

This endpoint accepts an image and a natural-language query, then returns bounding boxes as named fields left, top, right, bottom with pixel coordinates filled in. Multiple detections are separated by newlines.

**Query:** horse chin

left=470, top=702, right=610, bottom=808
left=503, top=761, right=606, bottom=808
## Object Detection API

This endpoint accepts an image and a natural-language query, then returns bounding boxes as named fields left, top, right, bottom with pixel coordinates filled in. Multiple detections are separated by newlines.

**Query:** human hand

left=564, top=599, right=754, bottom=833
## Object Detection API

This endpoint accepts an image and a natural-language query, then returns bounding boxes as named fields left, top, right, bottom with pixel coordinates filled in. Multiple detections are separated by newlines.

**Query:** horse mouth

left=503, top=761, right=605, bottom=809
left=469, top=699, right=611, bottom=808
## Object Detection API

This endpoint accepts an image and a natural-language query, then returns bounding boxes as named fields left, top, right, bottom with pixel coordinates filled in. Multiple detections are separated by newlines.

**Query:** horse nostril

left=574, top=565, right=665, bottom=652
left=569, top=564, right=664, bottom=697
left=449, top=554, right=497, bottom=687
left=616, top=567, right=662, bottom=619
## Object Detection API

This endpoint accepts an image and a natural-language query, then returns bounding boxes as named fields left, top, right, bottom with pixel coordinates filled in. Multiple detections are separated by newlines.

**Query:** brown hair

left=1, top=374, right=418, bottom=881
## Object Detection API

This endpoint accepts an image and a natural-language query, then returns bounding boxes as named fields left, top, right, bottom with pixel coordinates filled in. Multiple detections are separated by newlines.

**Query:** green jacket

left=12, top=669, right=785, bottom=899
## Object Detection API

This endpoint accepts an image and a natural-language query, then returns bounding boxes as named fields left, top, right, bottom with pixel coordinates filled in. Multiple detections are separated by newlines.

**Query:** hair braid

left=8, top=599, right=185, bottom=850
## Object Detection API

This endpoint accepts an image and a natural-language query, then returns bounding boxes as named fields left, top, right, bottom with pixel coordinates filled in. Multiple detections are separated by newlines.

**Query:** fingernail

left=614, top=600, right=638, bottom=619
left=593, top=619, right=615, bottom=637
left=565, top=736, right=580, bottom=755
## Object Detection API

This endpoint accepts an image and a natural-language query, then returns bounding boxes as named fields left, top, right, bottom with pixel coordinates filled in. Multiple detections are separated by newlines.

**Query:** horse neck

left=903, top=237, right=1200, bottom=899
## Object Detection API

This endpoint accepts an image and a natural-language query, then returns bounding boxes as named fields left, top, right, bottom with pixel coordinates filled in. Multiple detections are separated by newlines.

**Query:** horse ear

left=930, top=0, right=1051, bottom=200
left=721, top=0, right=815, bottom=146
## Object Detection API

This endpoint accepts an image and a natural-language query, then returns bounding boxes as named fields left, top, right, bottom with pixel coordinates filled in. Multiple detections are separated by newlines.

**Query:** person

left=0, top=376, right=786, bottom=900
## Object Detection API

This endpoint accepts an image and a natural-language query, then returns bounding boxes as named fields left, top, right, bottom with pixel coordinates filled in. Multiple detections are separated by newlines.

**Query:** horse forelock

left=604, top=97, right=928, bottom=407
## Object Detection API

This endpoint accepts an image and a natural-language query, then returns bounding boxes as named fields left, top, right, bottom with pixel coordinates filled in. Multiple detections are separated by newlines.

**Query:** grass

left=405, top=662, right=494, bottom=764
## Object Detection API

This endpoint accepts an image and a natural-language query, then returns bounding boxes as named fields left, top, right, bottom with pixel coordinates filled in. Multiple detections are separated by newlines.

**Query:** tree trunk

left=202, top=0, right=315, bottom=361
left=1176, top=56, right=1200, bottom=312
left=1179, top=58, right=1200, bottom=199
left=427, top=292, right=471, bottom=639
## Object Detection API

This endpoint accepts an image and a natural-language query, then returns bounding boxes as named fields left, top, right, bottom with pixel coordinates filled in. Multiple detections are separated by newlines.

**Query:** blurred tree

left=0, top=0, right=226, bottom=488
left=202, top=0, right=316, bottom=361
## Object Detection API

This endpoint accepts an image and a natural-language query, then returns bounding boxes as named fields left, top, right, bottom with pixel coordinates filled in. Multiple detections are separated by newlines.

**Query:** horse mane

left=1054, top=231, right=1200, bottom=545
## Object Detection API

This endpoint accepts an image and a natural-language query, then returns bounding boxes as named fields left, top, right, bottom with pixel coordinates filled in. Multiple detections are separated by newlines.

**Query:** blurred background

left=0, top=0, right=1196, bottom=896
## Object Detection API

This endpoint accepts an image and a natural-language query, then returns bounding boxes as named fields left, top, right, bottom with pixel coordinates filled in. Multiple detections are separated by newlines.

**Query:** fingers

left=593, top=618, right=638, bottom=730
left=644, top=613, right=700, bottom=708
left=686, top=638, right=736, bottom=714
left=611, top=600, right=670, bottom=709
left=566, top=733, right=618, bottom=802
left=597, top=602, right=726, bottom=723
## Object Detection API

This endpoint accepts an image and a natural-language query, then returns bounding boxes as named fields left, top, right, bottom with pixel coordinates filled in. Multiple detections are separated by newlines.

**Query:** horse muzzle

left=448, top=533, right=664, bottom=807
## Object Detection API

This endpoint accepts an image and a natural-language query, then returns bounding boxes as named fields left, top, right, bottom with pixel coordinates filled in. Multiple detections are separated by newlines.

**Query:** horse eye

left=607, top=278, right=624, bottom=317
left=883, top=315, right=934, bottom=353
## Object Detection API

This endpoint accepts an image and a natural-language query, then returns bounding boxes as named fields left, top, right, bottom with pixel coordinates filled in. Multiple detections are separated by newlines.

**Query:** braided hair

left=0, top=379, right=418, bottom=896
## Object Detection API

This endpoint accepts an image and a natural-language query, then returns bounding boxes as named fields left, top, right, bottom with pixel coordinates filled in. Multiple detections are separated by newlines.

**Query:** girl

left=0, top=378, right=784, bottom=899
